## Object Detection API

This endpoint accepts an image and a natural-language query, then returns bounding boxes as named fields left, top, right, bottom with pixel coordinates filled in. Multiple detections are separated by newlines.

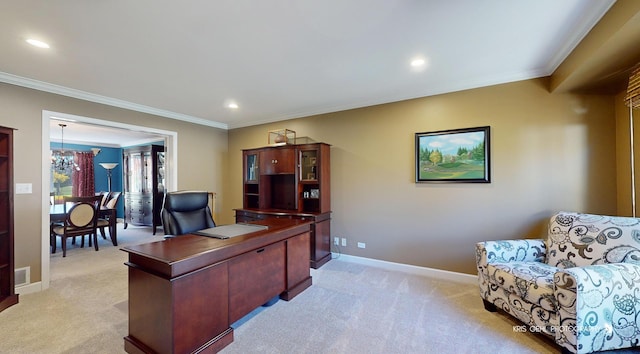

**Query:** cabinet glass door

left=143, top=151, right=152, bottom=193
left=130, top=152, right=143, bottom=193
left=157, top=151, right=165, bottom=192
left=300, top=150, right=318, bottom=181
left=246, top=153, right=258, bottom=182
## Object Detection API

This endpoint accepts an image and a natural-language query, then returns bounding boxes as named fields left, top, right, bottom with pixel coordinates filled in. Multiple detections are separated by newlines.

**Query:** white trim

left=333, top=254, right=477, bottom=285
left=226, top=69, right=545, bottom=129
left=15, top=281, right=41, bottom=295
left=543, top=0, right=616, bottom=75
left=1, top=71, right=227, bottom=130
left=41, top=115, right=50, bottom=290
left=41, top=110, right=179, bottom=290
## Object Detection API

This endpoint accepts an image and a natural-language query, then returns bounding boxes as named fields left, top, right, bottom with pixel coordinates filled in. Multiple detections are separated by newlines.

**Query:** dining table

left=50, top=203, right=118, bottom=246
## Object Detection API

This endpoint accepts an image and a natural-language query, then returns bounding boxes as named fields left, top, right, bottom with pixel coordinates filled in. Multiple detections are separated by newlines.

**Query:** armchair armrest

left=476, top=239, right=546, bottom=269
left=554, top=263, right=640, bottom=353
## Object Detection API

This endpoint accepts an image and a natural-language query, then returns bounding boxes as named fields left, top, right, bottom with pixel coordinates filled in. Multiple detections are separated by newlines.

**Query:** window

left=50, top=149, right=76, bottom=203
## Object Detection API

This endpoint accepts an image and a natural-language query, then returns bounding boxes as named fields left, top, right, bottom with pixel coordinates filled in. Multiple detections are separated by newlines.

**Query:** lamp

left=625, top=64, right=640, bottom=217
left=99, top=163, right=119, bottom=192
left=91, top=148, right=101, bottom=156
left=51, top=124, right=79, bottom=172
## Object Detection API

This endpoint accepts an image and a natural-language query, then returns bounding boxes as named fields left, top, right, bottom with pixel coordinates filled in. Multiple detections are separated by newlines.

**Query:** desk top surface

left=122, top=218, right=311, bottom=278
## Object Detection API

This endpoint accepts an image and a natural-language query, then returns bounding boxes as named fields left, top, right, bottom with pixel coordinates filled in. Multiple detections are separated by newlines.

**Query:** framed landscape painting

left=415, top=126, right=490, bottom=183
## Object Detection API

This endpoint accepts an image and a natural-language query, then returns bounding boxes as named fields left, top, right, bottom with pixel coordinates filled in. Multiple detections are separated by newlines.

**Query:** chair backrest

left=63, top=196, right=102, bottom=231
left=162, top=191, right=216, bottom=235
left=546, top=211, right=640, bottom=268
left=96, top=191, right=109, bottom=207
left=105, top=191, right=121, bottom=209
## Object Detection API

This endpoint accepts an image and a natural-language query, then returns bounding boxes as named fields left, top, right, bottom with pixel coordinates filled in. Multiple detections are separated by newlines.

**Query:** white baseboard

left=332, top=253, right=477, bottom=285
left=16, top=281, right=42, bottom=295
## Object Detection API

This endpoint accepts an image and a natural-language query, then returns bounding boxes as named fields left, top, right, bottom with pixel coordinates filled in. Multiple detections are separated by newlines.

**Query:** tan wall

left=227, top=78, right=617, bottom=274
left=616, top=89, right=640, bottom=217
left=0, top=83, right=228, bottom=283
left=0, top=75, right=619, bottom=282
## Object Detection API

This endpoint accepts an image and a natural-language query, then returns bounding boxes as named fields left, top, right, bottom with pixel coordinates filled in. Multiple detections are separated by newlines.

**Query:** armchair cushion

left=488, top=261, right=557, bottom=312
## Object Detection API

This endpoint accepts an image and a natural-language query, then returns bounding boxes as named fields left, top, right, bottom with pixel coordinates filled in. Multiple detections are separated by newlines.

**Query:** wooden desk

left=122, top=218, right=312, bottom=354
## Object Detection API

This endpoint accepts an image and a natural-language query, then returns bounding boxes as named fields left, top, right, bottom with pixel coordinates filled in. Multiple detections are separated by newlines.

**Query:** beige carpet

left=1, top=225, right=568, bottom=354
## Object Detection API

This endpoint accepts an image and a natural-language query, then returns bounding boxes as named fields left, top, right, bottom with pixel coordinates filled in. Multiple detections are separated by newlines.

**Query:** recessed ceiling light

left=26, top=38, right=50, bottom=49
left=410, top=58, right=426, bottom=68
left=227, top=102, right=239, bottom=109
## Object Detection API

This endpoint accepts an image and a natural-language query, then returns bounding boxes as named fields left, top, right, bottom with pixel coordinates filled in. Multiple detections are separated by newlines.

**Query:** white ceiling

left=1, top=0, right=615, bottom=140
left=49, top=118, right=166, bottom=148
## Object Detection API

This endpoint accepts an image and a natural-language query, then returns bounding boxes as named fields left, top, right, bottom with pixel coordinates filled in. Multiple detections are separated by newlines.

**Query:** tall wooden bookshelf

left=0, top=126, right=17, bottom=312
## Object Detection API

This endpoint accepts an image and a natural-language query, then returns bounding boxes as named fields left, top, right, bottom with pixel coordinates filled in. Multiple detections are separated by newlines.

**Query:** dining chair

left=98, top=191, right=121, bottom=243
left=96, top=191, right=109, bottom=208
left=51, top=195, right=102, bottom=257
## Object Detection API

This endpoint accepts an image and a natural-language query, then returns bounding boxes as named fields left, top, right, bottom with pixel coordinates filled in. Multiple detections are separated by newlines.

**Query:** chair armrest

left=554, top=263, right=640, bottom=353
left=475, top=239, right=546, bottom=269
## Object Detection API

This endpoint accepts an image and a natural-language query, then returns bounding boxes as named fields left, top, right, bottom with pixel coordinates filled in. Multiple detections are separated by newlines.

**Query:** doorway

left=40, top=110, right=178, bottom=290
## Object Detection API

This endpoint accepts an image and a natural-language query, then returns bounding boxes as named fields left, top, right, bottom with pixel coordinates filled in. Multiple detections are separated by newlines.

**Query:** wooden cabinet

left=0, top=126, right=17, bottom=312
left=123, top=145, right=165, bottom=234
left=259, top=146, right=296, bottom=175
left=237, top=143, right=331, bottom=268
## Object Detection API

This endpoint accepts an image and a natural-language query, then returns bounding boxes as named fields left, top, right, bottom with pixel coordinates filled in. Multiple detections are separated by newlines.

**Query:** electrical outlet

left=341, top=238, right=347, bottom=247
left=334, top=237, right=339, bottom=245
left=357, top=242, right=366, bottom=249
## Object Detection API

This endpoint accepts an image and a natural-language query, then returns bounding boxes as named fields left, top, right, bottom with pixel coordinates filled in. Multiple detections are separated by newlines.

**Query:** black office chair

left=161, top=191, right=216, bottom=235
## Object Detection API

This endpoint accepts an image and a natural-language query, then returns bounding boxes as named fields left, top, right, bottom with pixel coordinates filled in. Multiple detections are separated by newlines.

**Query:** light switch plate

left=15, top=183, right=32, bottom=194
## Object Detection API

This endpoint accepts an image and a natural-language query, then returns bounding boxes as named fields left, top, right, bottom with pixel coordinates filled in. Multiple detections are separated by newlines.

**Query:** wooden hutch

left=0, top=126, right=17, bottom=312
left=235, top=142, right=331, bottom=268
left=123, top=144, right=165, bottom=235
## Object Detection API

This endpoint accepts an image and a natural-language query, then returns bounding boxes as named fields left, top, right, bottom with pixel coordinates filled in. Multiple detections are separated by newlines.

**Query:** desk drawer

left=126, top=195, right=152, bottom=225
left=228, top=241, right=285, bottom=323
left=235, top=211, right=266, bottom=223
left=128, top=212, right=152, bottom=225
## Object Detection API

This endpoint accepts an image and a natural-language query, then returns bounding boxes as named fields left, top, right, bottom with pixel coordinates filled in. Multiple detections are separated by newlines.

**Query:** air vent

left=15, top=266, right=30, bottom=287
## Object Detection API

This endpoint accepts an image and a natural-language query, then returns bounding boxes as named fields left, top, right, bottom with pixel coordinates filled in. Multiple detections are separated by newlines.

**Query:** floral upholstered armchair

left=476, top=212, right=640, bottom=354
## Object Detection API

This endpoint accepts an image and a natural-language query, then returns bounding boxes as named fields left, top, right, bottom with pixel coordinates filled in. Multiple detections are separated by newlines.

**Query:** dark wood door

left=260, top=147, right=295, bottom=175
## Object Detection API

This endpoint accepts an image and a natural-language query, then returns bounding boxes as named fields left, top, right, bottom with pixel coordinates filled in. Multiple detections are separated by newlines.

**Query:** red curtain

left=72, top=152, right=95, bottom=197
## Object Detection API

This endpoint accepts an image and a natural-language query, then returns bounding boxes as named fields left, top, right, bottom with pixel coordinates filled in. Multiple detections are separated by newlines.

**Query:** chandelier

left=51, top=123, right=79, bottom=173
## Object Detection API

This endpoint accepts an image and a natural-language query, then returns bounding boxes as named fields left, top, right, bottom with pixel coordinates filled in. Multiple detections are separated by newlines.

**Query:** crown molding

left=544, top=0, right=616, bottom=75
left=0, top=72, right=228, bottom=130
